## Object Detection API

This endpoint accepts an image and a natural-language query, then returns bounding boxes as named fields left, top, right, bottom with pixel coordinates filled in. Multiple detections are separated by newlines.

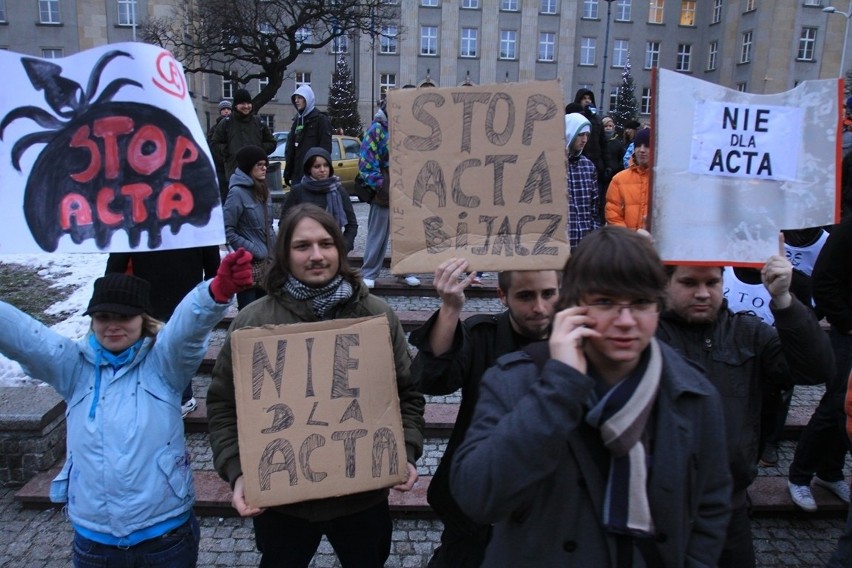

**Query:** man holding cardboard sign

left=207, top=203, right=425, bottom=567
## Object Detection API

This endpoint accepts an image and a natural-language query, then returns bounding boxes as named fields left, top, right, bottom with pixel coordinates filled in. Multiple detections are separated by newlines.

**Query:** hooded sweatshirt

left=283, top=85, right=333, bottom=184
left=572, top=88, right=610, bottom=181
left=564, top=113, right=601, bottom=247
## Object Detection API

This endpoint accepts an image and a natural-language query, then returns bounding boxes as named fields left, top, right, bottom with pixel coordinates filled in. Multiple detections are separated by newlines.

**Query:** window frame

left=500, top=29, right=518, bottom=60
left=539, top=31, right=556, bottom=61
left=39, top=0, right=61, bottom=24
left=641, top=87, right=652, bottom=114
left=613, top=39, right=629, bottom=67
left=501, top=0, right=519, bottom=11
left=679, top=0, right=696, bottom=26
left=583, top=0, right=599, bottom=19
left=740, top=30, right=752, bottom=64
left=712, top=0, right=722, bottom=23
left=420, top=25, right=438, bottom=56
left=798, top=27, right=817, bottom=61
left=540, top=0, right=557, bottom=14
left=380, top=73, right=397, bottom=93
left=331, top=35, right=349, bottom=54
left=645, top=41, right=660, bottom=69
left=295, top=72, right=312, bottom=89
left=380, top=25, right=398, bottom=54
left=580, top=37, right=596, bottom=66
left=676, top=43, right=692, bottom=72
left=648, top=0, right=664, bottom=24
left=222, top=80, right=234, bottom=100
left=615, top=0, right=632, bottom=21
left=117, top=0, right=136, bottom=27
left=461, top=27, right=478, bottom=58
left=707, top=40, right=718, bottom=70
left=462, top=0, right=480, bottom=7
left=42, top=48, right=63, bottom=59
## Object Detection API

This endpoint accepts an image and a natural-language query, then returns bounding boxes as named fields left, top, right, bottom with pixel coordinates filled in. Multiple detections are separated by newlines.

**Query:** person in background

left=606, top=127, right=651, bottom=230
left=105, top=246, right=221, bottom=417
left=280, top=147, right=357, bottom=252
left=451, top=226, right=732, bottom=567
left=564, top=112, right=603, bottom=248
left=208, top=99, right=233, bottom=204
left=622, top=119, right=642, bottom=169
left=601, top=115, right=624, bottom=184
left=283, top=84, right=333, bottom=188
left=207, top=204, right=424, bottom=568
left=0, top=249, right=252, bottom=567
left=211, top=88, right=276, bottom=181
left=224, top=145, right=276, bottom=310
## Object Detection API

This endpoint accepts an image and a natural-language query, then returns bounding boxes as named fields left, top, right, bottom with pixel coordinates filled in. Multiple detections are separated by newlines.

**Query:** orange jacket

left=605, top=164, right=650, bottom=230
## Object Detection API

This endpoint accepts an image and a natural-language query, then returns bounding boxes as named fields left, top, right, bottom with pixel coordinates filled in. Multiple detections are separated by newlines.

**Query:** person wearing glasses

left=224, top=145, right=276, bottom=309
left=451, top=226, right=732, bottom=567
left=656, top=233, right=834, bottom=568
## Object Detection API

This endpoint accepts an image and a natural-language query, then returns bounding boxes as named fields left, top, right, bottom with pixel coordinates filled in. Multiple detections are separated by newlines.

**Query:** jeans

left=361, top=204, right=389, bottom=281
left=789, top=327, right=852, bottom=485
left=72, top=514, right=200, bottom=567
left=827, top=482, right=852, bottom=568
left=252, top=500, right=392, bottom=568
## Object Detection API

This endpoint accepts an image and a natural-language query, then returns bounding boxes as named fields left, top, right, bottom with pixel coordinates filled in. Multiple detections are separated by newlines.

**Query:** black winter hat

left=303, top=147, right=334, bottom=177
left=233, top=89, right=252, bottom=106
left=85, top=274, right=151, bottom=316
left=634, top=128, right=651, bottom=147
left=236, top=145, right=269, bottom=175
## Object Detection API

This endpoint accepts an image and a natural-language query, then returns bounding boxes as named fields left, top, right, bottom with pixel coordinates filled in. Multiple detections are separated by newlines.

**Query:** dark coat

left=656, top=297, right=834, bottom=495
left=573, top=89, right=614, bottom=181
left=451, top=341, right=732, bottom=567
left=283, top=108, right=333, bottom=185
left=281, top=181, right=358, bottom=252
left=210, top=112, right=276, bottom=179
left=812, top=217, right=852, bottom=332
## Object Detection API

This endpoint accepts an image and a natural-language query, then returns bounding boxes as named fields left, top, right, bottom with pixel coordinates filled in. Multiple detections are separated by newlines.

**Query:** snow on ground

left=0, top=253, right=107, bottom=386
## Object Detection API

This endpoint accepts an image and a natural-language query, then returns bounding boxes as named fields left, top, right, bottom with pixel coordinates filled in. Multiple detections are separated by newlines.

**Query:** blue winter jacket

left=0, top=281, right=229, bottom=540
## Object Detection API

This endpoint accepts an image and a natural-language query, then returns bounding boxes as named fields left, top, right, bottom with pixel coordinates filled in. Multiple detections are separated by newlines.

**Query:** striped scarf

left=585, top=338, right=662, bottom=537
left=284, top=275, right=353, bottom=319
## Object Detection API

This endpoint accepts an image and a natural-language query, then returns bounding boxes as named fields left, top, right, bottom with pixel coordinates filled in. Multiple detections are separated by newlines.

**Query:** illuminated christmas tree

left=328, top=54, right=362, bottom=137
left=612, top=53, right=639, bottom=131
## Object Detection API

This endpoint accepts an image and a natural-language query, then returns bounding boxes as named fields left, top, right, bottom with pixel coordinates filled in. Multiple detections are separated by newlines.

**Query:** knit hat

left=303, top=147, right=335, bottom=177
left=236, top=145, right=269, bottom=175
left=634, top=128, right=651, bottom=147
left=84, top=274, right=151, bottom=316
left=218, top=99, right=232, bottom=110
left=233, top=89, right=252, bottom=106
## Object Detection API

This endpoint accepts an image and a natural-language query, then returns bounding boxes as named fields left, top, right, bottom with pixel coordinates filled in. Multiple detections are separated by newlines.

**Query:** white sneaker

left=814, top=477, right=851, bottom=503
left=181, top=397, right=198, bottom=418
left=363, top=278, right=375, bottom=289
left=401, top=275, right=421, bottom=287
left=788, top=481, right=817, bottom=512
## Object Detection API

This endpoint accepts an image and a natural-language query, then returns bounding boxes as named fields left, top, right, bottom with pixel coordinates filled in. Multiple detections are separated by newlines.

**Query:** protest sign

left=231, top=316, right=408, bottom=508
left=387, top=81, right=569, bottom=274
left=0, top=43, right=223, bottom=253
left=652, top=68, right=838, bottom=264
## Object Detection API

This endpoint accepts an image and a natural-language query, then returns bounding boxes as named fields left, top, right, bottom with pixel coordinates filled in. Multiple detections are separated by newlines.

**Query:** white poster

left=652, top=69, right=838, bottom=264
left=0, top=43, right=224, bottom=253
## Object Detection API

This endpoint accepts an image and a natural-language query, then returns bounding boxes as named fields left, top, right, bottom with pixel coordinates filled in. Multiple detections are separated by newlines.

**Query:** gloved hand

left=210, top=248, right=254, bottom=303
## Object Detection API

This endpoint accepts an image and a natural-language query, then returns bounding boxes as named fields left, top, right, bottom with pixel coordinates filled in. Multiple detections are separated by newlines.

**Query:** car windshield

left=269, top=141, right=286, bottom=159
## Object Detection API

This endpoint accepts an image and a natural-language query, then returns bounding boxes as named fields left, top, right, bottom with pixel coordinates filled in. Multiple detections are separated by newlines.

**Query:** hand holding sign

left=231, top=475, right=266, bottom=517
left=761, top=232, right=793, bottom=309
left=392, top=462, right=419, bottom=492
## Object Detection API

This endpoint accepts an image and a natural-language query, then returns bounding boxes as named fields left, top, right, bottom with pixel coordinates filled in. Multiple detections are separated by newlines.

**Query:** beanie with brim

left=85, top=274, right=151, bottom=316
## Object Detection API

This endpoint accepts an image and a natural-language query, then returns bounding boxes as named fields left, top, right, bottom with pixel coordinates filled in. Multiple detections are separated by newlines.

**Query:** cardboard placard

left=231, top=315, right=407, bottom=508
left=387, top=80, right=570, bottom=274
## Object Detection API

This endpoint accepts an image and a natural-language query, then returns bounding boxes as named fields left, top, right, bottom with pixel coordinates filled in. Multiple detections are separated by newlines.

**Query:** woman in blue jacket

left=0, top=248, right=252, bottom=567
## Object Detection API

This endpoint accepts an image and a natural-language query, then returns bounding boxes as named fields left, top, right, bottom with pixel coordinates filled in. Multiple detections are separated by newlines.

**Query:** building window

left=462, top=0, right=479, bottom=7
left=0, top=0, right=6, bottom=22
left=222, top=79, right=234, bottom=99
left=331, top=35, right=348, bottom=54
left=641, top=87, right=652, bottom=114
left=580, top=37, right=596, bottom=66
left=461, top=27, right=478, bottom=58
left=707, top=40, right=718, bottom=70
left=421, top=26, right=438, bottom=56
left=737, top=82, right=748, bottom=92
left=680, top=1, right=696, bottom=25
left=380, top=25, right=398, bottom=54
left=296, top=28, right=312, bottom=52
left=380, top=73, right=396, bottom=92
left=295, top=72, right=311, bottom=89
left=803, top=0, right=821, bottom=5
left=613, top=39, right=629, bottom=67
left=676, top=44, right=692, bottom=71
left=615, top=0, right=632, bottom=21
left=609, top=86, right=618, bottom=111
left=500, top=30, right=517, bottom=59
left=798, top=27, right=817, bottom=61
left=648, top=0, right=664, bottom=24
left=540, top=0, right=557, bottom=14
left=39, top=0, right=60, bottom=24
left=712, top=0, right=722, bottom=23
left=539, top=32, right=556, bottom=61
left=258, top=77, right=269, bottom=95
left=583, top=0, right=599, bottom=19
left=740, top=31, right=752, bottom=63
left=258, top=115, right=274, bottom=131
left=117, top=0, right=136, bottom=26
left=744, top=0, right=755, bottom=12
left=501, top=0, right=519, bottom=10
left=42, top=48, right=63, bottom=59
left=645, top=41, right=660, bottom=69
left=422, top=0, right=439, bottom=5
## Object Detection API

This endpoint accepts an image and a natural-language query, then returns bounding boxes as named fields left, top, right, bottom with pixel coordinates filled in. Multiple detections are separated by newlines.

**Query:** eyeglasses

left=254, top=162, right=268, bottom=169
left=582, top=299, right=660, bottom=318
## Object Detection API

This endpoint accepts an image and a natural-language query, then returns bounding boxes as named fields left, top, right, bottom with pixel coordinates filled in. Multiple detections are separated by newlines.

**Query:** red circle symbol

left=152, top=52, right=186, bottom=99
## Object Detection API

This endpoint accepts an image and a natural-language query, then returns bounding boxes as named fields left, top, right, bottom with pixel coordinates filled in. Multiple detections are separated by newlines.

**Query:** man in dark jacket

left=211, top=88, right=276, bottom=180
left=656, top=234, right=835, bottom=568
left=451, top=227, right=732, bottom=567
left=571, top=88, right=613, bottom=190
left=208, top=99, right=233, bottom=204
left=409, top=259, right=559, bottom=567
left=283, top=84, right=333, bottom=187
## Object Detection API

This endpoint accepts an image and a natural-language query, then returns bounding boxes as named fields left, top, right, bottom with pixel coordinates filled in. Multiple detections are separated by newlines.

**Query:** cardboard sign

left=652, top=69, right=838, bottom=264
left=387, top=81, right=569, bottom=274
left=0, top=43, right=224, bottom=253
left=231, top=316, right=408, bottom=508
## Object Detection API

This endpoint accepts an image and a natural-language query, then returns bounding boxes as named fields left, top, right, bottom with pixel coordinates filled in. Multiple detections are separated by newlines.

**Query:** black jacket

left=281, top=181, right=358, bottom=252
left=812, top=217, right=852, bottom=332
left=283, top=109, right=333, bottom=185
left=572, top=89, right=613, bottom=181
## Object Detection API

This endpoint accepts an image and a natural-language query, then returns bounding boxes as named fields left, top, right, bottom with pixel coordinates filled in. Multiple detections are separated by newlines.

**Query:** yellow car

left=268, top=135, right=362, bottom=202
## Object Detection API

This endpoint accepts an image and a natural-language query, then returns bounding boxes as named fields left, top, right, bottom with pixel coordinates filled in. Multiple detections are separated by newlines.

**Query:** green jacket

left=207, top=280, right=425, bottom=522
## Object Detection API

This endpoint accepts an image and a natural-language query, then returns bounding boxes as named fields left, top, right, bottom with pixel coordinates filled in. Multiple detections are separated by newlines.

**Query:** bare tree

left=142, top=0, right=399, bottom=110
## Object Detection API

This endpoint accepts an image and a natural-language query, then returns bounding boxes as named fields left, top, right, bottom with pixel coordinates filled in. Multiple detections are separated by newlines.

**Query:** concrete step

left=15, top=467, right=847, bottom=519
left=184, top=398, right=459, bottom=439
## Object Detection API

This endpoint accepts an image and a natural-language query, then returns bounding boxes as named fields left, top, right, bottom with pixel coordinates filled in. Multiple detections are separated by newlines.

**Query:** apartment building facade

left=0, top=0, right=847, bottom=134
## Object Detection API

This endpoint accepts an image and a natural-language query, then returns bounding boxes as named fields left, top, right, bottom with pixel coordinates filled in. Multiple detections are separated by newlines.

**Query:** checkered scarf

left=284, top=275, right=353, bottom=319
left=585, top=338, right=662, bottom=537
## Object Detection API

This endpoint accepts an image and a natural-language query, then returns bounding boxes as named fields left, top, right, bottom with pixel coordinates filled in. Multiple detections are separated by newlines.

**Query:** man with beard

left=656, top=234, right=835, bottom=568
left=409, top=259, right=560, bottom=567
left=207, top=203, right=425, bottom=567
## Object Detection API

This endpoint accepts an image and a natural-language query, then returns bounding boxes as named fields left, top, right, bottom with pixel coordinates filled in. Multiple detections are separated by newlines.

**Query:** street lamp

left=823, top=1, right=852, bottom=82
left=599, top=0, right=616, bottom=113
